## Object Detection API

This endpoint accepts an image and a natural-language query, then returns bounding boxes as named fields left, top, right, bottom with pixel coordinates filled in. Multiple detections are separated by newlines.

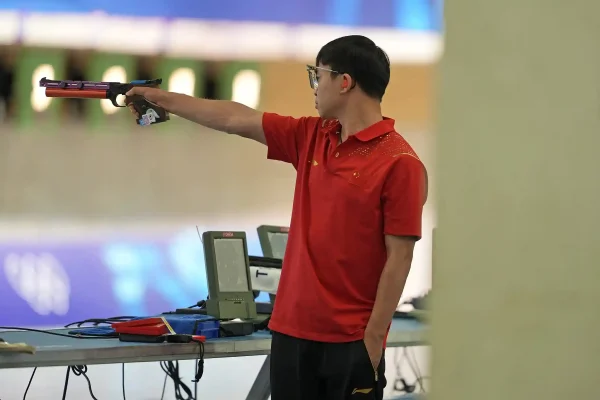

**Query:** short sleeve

left=382, top=155, right=428, bottom=239
left=262, top=112, right=319, bottom=169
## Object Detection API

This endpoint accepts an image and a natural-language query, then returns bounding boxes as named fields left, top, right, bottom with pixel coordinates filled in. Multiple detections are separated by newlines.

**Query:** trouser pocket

left=357, top=340, right=379, bottom=383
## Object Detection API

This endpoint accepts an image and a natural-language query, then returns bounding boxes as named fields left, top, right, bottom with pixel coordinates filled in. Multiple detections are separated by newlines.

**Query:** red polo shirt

left=263, top=112, right=426, bottom=343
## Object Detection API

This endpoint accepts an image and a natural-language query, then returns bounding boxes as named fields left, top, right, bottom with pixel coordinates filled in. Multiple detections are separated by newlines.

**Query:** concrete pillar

left=432, top=1, right=600, bottom=400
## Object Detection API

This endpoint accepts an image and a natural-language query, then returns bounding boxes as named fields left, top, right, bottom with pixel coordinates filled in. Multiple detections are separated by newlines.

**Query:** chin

left=317, top=108, right=334, bottom=119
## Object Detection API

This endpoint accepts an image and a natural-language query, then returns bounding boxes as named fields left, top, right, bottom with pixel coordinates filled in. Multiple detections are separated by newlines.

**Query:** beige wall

left=261, top=62, right=434, bottom=132
left=0, top=126, right=434, bottom=220
left=0, top=124, right=296, bottom=219
left=432, top=0, right=600, bottom=399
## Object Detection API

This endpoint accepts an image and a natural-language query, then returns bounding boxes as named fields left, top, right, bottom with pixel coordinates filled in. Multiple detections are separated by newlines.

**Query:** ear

left=340, top=73, right=352, bottom=93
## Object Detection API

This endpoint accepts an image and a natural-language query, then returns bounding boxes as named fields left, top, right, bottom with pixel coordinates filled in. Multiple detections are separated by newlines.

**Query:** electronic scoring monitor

left=213, top=237, right=250, bottom=292
left=202, top=231, right=257, bottom=320
left=257, top=225, right=289, bottom=259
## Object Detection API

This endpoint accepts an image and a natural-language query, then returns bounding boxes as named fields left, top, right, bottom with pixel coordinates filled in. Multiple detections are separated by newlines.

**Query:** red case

left=112, top=318, right=169, bottom=336
left=114, top=323, right=168, bottom=336
left=111, top=317, right=164, bottom=328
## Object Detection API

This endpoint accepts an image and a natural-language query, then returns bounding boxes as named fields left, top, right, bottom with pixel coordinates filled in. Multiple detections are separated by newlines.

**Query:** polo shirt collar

left=354, top=117, right=395, bottom=142
left=325, top=117, right=395, bottom=142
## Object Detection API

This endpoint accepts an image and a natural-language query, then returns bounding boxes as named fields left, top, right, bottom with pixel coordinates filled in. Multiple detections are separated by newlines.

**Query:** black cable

left=393, top=347, right=417, bottom=393
left=61, top=365, right=71, bottom=400
left=191, top=340, right=205, bottom=399
left=160, top=374, right=168, bottom=400
left=10, top=325, right=205, bottom=400
left=405, top=347, right=427, bottom=393
left=187, top=300, right=206, bottom=309
left=11, top=326, right=105, bottom=400
left=0, top=326, right=110, bottom=340
left=159, top=361, right=195, bottom=400
left=122, top=363, right=126, bottom=400
left=159, top=340, right=204, bottom=400
left=61, top=365, right=98, bottom=400
left=64, top=316, right=136, bottom=328
left=22, top=367, right=37, bottom=400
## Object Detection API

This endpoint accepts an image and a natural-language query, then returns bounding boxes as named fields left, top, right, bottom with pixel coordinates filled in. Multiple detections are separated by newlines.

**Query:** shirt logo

left=352, top=388, right=373, bottom=395
left=308, top=159, right=319, bottom=166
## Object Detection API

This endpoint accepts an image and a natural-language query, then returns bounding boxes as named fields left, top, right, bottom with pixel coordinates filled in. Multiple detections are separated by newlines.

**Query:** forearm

left=157, top=92, right=265, bottom=141
left=366, top=254, right=413, bottom=338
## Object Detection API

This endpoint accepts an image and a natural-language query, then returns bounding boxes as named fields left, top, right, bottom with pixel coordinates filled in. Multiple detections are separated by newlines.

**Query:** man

left=127, top=35, right=427, bottom=400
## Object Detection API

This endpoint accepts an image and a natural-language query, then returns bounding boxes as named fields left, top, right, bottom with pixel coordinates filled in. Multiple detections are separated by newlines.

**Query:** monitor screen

left=213, top=238, right=250, bottom=292
left=267, top=231, right=288, bottom=259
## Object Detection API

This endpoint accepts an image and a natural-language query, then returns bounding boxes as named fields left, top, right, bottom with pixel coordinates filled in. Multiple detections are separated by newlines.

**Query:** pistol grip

left=127, top=95, right=170, bottom=126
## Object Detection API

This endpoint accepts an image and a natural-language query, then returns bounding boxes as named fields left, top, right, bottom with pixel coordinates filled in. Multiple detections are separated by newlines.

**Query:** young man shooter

left=127, top=35, right=427, bottom=400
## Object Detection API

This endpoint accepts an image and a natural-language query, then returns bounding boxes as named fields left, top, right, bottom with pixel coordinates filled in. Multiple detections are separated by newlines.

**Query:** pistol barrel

left=45, top=88, right=108, bottom=99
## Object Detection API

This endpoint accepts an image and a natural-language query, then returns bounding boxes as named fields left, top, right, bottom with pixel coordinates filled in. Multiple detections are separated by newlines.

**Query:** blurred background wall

left=0, top=1, right=441, bottom=398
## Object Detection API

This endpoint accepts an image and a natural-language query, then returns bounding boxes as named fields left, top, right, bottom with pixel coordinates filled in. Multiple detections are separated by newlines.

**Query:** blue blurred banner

left=0, top=228, right=267, bottom=327
left=1, top=0, right=443, bottom=31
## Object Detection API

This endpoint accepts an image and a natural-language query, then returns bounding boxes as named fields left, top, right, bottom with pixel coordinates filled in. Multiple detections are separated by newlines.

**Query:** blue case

left=193, top=320, right=220, bottom=339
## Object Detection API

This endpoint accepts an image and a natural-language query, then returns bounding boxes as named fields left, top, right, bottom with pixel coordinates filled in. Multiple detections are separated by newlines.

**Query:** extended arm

left=126, top=87, right=266, bottom=145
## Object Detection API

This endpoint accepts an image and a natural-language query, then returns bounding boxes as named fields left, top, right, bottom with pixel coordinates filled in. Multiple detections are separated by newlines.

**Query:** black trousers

left=270, top=331, right=386, bottom=400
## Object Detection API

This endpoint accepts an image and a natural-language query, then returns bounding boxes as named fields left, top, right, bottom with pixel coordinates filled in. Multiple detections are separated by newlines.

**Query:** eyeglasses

left=306, top=65, right=340, bottom=89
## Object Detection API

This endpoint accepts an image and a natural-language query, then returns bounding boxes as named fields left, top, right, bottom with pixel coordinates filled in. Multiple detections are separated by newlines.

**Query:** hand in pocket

left=363, top=332, right=383, bottom=370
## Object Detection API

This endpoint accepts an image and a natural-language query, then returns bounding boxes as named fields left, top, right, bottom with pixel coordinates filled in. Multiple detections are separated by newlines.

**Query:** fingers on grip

left=126, top=103, right=139, bottom=118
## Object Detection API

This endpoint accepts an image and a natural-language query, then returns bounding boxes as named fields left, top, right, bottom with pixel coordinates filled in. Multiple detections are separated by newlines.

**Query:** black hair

left=315, top=35, right=390, bottom=101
